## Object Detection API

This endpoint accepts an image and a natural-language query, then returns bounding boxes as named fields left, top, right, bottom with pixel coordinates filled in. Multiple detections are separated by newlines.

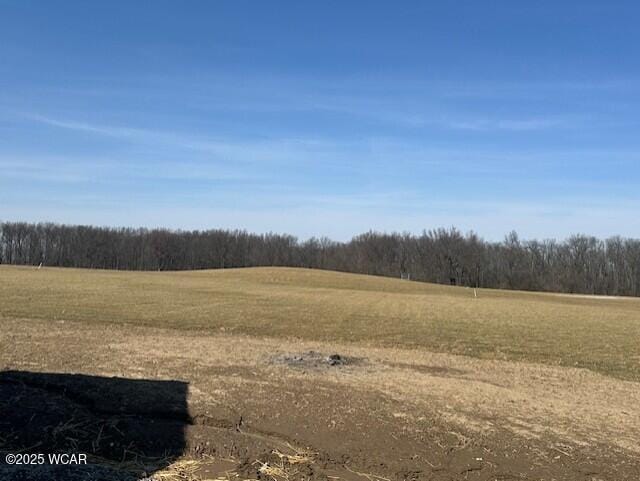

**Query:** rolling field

left=1, top=265, right=640, bottom=380
left=1, top=265, right=640, bottom=480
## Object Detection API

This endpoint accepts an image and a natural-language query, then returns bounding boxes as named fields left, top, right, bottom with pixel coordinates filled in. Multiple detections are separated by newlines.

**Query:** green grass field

left=1, top=265, right=639, bottom=381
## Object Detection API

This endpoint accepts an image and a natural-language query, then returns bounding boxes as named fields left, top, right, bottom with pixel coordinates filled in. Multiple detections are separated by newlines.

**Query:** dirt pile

left=272, top=351, right=360, bottom=369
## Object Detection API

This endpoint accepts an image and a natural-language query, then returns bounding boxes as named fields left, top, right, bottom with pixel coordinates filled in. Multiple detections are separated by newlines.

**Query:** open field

left=1, top=265, right=640, bottom=480
left=1, top=265, right=640, bottom=381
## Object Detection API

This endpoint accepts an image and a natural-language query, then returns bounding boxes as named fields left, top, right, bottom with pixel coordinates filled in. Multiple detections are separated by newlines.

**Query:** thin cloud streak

left=12, top=113, right=640, bottom=186
left=442, top=117, right=572, bottom=131
left=23, top=113, right=360, bottom=168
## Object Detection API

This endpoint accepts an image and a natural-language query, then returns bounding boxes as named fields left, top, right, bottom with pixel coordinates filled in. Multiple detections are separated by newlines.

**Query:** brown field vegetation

left=1, top=265, right=639, bottom=480
left=1, top=265, right=639, bottom=380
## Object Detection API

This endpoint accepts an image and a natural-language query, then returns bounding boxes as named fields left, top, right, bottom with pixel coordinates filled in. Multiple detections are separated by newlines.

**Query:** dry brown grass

left=1, top=265, right=639, bottom=380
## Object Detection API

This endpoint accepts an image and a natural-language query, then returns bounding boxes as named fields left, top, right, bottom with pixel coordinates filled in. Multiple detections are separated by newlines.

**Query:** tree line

left=2, top=221, right=640, bottom=297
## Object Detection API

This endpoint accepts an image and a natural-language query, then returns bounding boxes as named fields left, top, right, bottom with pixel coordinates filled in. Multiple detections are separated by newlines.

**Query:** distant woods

left=2, top=221, right=640, bottom=297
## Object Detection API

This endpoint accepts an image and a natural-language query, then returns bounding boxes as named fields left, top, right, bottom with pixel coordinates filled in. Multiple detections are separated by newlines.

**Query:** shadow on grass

left=0, top=370, right=189, bottom=480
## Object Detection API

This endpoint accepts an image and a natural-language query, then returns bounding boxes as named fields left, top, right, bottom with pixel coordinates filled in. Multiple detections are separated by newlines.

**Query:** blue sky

left=1, top=1, right=640, bottom=240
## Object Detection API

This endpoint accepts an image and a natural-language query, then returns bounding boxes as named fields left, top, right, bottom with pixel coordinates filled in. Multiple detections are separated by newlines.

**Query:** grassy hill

left=1, top=265, right=639, bottom=381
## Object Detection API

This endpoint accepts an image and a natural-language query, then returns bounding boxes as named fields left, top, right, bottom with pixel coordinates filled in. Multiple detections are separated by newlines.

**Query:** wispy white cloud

left=23, top=113, right=353, bottom=167
left=441, top=116, right=571, bottom=131
left=25, top=114, right=143, bottom=137
left=0, top=158, right=92, bottom=183
left=440, top=78, right=640, bottom=99
left=15, top=113, right=640, bottom=186
left=0, top=153, right=263, bottom=185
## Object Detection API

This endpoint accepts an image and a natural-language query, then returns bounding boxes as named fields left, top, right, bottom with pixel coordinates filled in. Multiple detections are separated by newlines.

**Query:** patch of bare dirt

left=1, top=316, right=639, bottom=480
left=271, top=351, right=362, bottom=369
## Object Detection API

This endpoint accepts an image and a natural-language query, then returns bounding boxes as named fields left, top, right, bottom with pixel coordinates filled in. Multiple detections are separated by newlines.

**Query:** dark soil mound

left=273, top=351, right=360, bottom=369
